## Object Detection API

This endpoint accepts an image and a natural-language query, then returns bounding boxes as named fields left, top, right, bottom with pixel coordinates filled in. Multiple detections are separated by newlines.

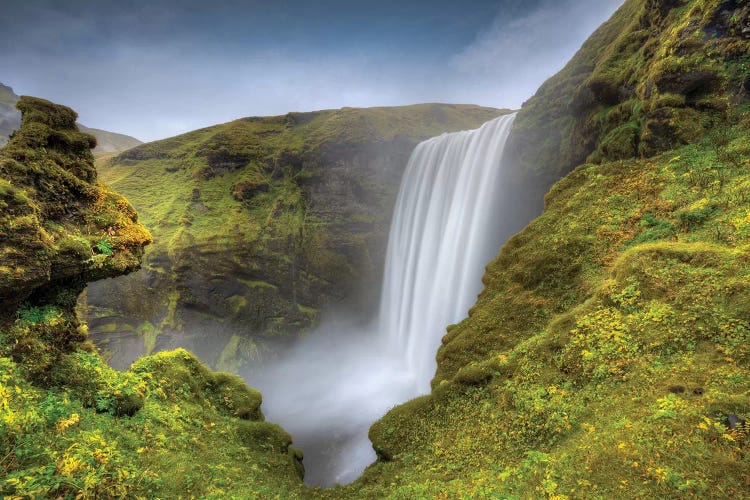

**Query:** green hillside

left=84, top=104, right=509, bottom=369
left=78, top=124, right=142, bottom=154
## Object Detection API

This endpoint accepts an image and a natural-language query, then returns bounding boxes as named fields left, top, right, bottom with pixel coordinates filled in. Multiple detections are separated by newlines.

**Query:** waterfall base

left=252, top=114, right=517, bottom=485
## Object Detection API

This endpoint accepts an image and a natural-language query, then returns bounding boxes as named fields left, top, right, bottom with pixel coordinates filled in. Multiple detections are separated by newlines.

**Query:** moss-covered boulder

left=0, top=97, right=151, bottom=305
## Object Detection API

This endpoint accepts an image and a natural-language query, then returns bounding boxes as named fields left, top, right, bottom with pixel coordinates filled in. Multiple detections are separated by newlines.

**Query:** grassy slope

left=88, top=104, right=508, bottom=367
left=331, top=1, right=750, bottom=497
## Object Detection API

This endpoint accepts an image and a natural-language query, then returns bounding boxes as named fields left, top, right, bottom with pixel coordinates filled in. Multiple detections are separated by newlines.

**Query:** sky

left=0, top=0, right=624, bottom=142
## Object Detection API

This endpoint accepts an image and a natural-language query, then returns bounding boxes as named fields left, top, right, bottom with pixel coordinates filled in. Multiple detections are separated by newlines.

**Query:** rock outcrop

left=0, top=82, right=142, bottom=153
left=504, top=0, right=750, bottom=214
left=0, top=96, right=151, bottom=378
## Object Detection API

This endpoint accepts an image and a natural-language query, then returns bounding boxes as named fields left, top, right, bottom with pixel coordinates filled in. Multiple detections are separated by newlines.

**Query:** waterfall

left=253, top=113, right=517, bottom=486
left=379, top=113, right=516, bottom=393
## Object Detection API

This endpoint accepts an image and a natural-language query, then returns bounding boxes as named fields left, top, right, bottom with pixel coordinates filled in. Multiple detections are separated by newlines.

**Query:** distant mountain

left=0, top=82, right=142, bottom=152
left=77, top=124, right=143, bottom=153
left=0, top=83, right=20, bottom=146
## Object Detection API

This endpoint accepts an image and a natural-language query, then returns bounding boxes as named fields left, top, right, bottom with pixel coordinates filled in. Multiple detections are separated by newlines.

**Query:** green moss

left=507, top=0, right=750, bottom=190
left=240, top=278, right=278, bottom=290
left=56, top=235, right=93, bottom=258
left=0, top=347, right=305, bottom=498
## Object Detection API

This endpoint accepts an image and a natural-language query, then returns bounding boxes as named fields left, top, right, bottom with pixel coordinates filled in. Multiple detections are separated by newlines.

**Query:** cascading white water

left=254, top=113, right=517, bottom=486
left=379, top=113, right=516, bottom=393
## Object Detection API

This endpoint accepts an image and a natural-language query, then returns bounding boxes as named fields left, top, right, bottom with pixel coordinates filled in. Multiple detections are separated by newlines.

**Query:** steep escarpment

left=505, top=0, right=750, bottom=214
left=84, top=104, right=509, bottom=369
left=0, top=98, right=305, bottom=498
left=341, top=1, right=750, bottom=497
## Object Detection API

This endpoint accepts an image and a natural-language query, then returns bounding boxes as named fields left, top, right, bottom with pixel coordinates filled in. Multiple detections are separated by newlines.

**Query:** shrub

left=18, top=305, right=61, bottom=325
left=94, top=238, right=113, bottom=256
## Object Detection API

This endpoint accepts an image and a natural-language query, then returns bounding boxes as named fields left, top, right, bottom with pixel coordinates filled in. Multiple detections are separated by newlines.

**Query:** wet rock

left=653, top=69, right=722, bottom=98
left=231, top=180, right=269, bottom=201
left=727, top=414, right=746, bottom=430
left=205, top=150, right=251, bottom=172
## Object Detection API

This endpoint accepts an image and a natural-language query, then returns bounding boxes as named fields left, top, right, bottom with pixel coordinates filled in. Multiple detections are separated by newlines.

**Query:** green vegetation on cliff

left=0, top=98, right=304, bottom=498
left=85, top=103, right=508, bottom=369
left=507, top=0, right=750, bottom=201
left=337, top=0, right=750, bottom=497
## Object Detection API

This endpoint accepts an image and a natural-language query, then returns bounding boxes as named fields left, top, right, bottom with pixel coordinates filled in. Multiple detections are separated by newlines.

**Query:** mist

left=251, top=320, right=414, bottom=485
left=1, top=0, right=623, bottom=142
left=246, top=114, right=518, bottom=485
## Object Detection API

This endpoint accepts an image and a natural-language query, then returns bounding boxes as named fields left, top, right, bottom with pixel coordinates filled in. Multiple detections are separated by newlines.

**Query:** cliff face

left=349, top=1, right=750, bottom=497
left=504, top=0, right=750, bottom=213
left=83, top=104, right=509, bottom=369
left=0, top=98, right=305, bottom=498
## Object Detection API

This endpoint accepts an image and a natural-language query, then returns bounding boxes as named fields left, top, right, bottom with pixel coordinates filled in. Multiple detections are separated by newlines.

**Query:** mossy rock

left=0, top=96, right=151, bottom=310
left=596, top=121, right=641, bottom=161
left=236, top=420, right=292, bottom=452
left=639, top=106, right=704, bottom=156
left=131, top=348, right=263, bottom=420
left=212, top=371, right=263, bottom=420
